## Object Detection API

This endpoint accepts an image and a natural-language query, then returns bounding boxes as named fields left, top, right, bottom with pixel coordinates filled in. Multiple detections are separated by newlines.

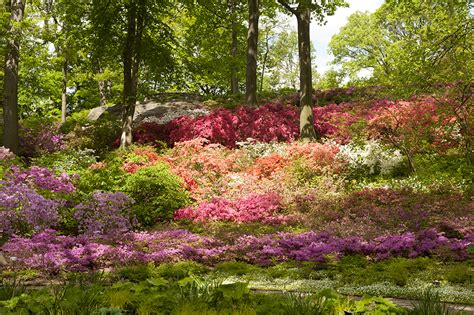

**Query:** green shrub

left=122, top=163, right=191, bottom=226
left=117, top=265, right=156, bottom=283
left=444, top=264, right=472, bottom=285
left=32, top=148, right=98, bottom=173
left=215, top=261, right=258, bottom=276
left=155, top=261, right=208, bottom=280
left=65, top=112, right=121, bottom=158
left=75, top=158, right=125, bottom=194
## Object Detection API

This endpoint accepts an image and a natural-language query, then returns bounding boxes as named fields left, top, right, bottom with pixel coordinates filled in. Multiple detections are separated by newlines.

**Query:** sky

left=306, top=0, right=384, bottom=75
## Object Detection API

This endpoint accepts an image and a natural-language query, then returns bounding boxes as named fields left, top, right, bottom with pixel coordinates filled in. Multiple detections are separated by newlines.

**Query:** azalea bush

left=0, top=166, right=75, bottom=238
left=74, top=192, right=136, bottom=238
left=304, top=188, right=473, bottom=239
left=19, top=119, right=65, bottom=158
left=368, top=97, right=446, bottom=173
left=337, top=140, right=405, bottom=177
left=174, top=193, right=293, bottom=224
left=1, top=228, right=470, bottom=273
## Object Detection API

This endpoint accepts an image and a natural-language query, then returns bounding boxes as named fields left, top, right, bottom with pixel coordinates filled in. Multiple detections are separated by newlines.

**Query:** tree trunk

left=120, top=2, right=141, bottom=149
left=296, top=8, right=317, bottom=141
left=245, top=0, right=259, bottom=106
left=259, top=31, right=270, bottom=93
left=61, top=57, right=67, bottom=124
left=2, top=0, right=25, bottom=154
left=231, top=21, right=240, bottom=95
left=98, top=79, right=108, bottom=107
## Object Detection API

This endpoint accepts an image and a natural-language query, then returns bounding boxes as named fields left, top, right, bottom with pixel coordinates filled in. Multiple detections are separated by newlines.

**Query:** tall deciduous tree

left=245, top=0, right=259, bottom=105
left=3, top=0, right=26, bottom=153
left=277, top=0, right=346, bottom=141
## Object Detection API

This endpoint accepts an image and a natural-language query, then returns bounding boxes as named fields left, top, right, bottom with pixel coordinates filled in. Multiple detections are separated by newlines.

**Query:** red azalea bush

left=247, top=154, right=288, bottom=178
left=368, top=97, right=442, bottom=171
left=127, top=97, right=464, bottom=151
left=174, top=192, right=293, bottom=224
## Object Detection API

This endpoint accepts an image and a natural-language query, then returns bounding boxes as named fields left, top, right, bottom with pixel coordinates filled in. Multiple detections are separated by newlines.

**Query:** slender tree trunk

left=259, top=32, right=270, bottom=93
left=231, top=21, right=239, bottom=95
left=121, top=2, right=137, bottom=148
left=98, top=79, right=108, bottom=107
left=2, top=0, right=25, bottom=154
left=61, top=57, right=67, bottom=124
left=245, top=0, right=259, bottom=106
left=296, top=8, right=317, bottom=141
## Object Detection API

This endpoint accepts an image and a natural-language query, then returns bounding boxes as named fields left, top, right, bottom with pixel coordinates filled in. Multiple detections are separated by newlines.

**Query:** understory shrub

left=122, top=163, right=190, bottom=226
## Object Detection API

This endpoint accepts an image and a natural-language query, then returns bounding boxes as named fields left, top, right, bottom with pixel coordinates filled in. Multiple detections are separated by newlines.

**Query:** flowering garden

left=0, top=90, right=473, bottom=314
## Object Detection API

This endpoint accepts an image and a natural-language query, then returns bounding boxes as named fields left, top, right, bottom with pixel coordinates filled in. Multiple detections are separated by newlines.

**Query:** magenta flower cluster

left=20, top=123, right=65, bottom=157
left=174, top=193, right=290, bottom=224
left=2, top=229, right=470, bottom=273
left=129, top=101, right=397, bottom=148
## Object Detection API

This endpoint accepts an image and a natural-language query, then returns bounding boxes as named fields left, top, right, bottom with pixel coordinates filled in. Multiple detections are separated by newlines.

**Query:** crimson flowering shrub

left=2, top=228, right=470, bottom=273
left=127, top=96, right=463, bottom=149
left=174, top=193, right=293, bottom=224
left=74, top=192, right=136, bottom=238
left=130, top=103, right=299, bottom=148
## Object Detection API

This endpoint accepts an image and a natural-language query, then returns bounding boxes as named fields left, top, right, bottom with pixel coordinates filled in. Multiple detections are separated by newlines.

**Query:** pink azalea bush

left=174, top=193, right=293, bottom=224
left=0, top=146, right=15, bottom=161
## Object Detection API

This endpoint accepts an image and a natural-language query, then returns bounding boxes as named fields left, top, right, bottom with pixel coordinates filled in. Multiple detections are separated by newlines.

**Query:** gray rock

left=88, top=96, right=210, bottom=126
left=86, top=106, right=108, bottom=121
left=0, top=252, right=8, bottom=266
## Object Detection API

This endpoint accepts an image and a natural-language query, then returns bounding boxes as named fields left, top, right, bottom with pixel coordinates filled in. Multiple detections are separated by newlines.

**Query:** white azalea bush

left=337, top=140, right=404, bottom=176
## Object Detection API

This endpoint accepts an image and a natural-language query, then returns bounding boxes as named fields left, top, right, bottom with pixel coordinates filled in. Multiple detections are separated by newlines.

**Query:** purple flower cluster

left=0, top=183, right=61, bottom=237
left=6, top=166, right=76, bottom=193
left=2, top=228, right=470, bottom=273
left=74, top=192, right=136, bottom=238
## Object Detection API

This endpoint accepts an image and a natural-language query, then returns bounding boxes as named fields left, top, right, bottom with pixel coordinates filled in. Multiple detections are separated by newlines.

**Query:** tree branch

left=277, top=0, right=297, bottom=16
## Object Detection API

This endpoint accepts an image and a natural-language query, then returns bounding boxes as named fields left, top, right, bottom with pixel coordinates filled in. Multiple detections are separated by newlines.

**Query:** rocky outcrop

left=87, top=93, right=209, bottom=126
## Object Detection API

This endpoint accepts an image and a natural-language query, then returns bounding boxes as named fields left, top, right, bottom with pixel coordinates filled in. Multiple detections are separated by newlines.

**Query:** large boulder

left=87, top=93, right=209, bottom=126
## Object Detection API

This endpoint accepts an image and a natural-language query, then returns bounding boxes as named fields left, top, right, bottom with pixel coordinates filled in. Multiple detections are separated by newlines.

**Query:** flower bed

left=2, top=228, right=470, bottom=273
